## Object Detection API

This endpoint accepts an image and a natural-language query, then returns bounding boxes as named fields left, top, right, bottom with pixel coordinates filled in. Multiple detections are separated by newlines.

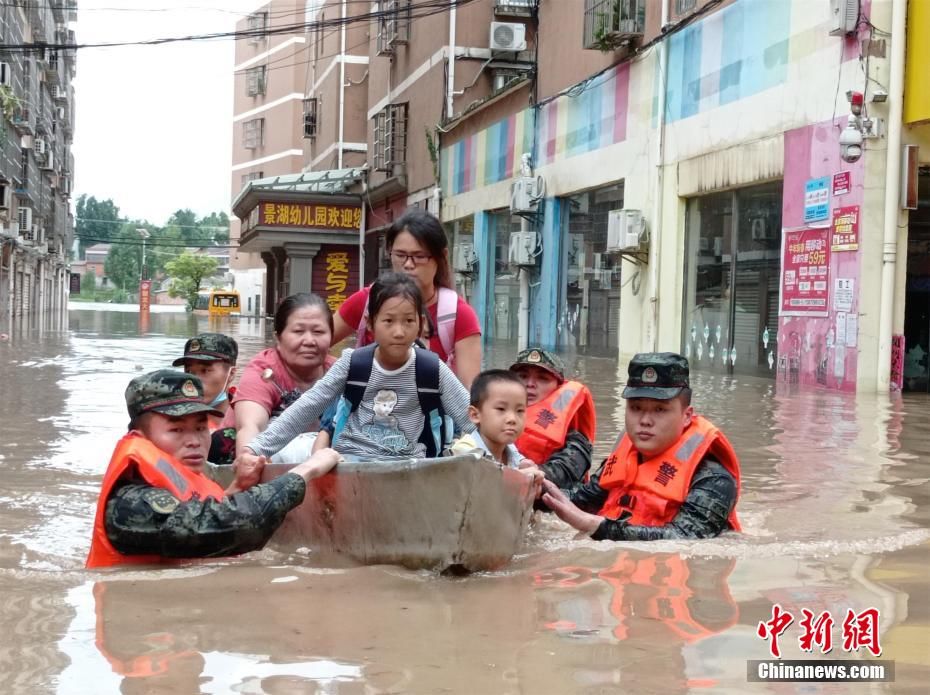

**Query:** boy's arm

left=246, top=354, right=350, bottom=457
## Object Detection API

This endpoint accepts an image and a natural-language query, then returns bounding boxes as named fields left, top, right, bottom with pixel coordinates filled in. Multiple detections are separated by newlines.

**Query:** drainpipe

left=338, top=0, right=347, bottom=169
left=647, top=0, right=670, bottom=351
left=518, top=217, right=530, bottom=351
left=359, top=178, right=367, bottom=288
left=446, top=0, right=456, bottom=121
left=876, top=0, right=907, bottom=392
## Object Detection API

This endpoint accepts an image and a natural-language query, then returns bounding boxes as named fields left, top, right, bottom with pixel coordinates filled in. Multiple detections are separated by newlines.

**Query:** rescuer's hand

left=541, top=479, right=603, bottom=534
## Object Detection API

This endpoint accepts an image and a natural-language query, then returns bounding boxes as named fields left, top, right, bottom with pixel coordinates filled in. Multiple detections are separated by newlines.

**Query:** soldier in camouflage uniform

left=86, top=369, right=341, bottom=567
left=172, top=333, right=239, bottom=422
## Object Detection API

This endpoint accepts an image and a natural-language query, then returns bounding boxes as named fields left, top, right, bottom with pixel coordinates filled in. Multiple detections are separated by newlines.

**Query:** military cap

left=126, top=369, right=224, bottom=421
left=509, top=347, right=565, bottom=383
left=622, top=352, right=690, bottom=400
left=171, top=333, right=238, bottom=366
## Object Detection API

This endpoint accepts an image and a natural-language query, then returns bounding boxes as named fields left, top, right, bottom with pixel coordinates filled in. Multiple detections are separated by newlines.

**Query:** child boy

left=509, top=347, right=596, bottom=487
left=87, top=369, right=340, bottom=568
left=172, top=333, right=238, bottom=429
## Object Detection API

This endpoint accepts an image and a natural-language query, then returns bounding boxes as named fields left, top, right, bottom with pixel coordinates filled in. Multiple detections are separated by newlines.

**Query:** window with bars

left=303, top=97, right=318, bottom=138
left=376, top=0, right=411, bottom=55
left=247, top=12, right=268, bottom=44
left=675, top=0, right=697, bottom=14
left=372, top=103, right=408, bottom=172
left=246, top=65, right=267, bottom=97
left=240, top=171, right=264, bottom=188
left=242, top=118, right=264, bottom=149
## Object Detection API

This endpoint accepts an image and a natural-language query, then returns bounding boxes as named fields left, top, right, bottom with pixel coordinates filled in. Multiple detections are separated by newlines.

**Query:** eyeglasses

left=390, top=250, right=432, bottom=266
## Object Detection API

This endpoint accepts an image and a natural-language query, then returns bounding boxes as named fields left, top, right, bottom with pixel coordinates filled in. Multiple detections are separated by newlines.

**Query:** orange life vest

left=598, top=415, right=741, bottom=531
left=516, top=380, right=597, bottom=465
left=86, top=432, right=226, bottom=569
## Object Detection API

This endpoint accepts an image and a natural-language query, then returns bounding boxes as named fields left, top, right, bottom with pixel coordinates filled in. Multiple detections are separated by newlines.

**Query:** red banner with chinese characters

left=138, top=280, right=152, bottom=312
left=258, top=201, right=361, bottom=231
left=781, top=228, right=831, bottom=317
left=831, top=205, right=859, bottom=252
left=312, top=245, right=360, bottom=313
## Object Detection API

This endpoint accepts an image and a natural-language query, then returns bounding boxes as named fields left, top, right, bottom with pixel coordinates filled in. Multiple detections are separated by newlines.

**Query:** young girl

left=241, top=273, right=473, bottom=462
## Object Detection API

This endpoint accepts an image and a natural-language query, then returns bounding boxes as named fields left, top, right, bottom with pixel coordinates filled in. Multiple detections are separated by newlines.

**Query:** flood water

left=0, top=304, right=927, bottom=694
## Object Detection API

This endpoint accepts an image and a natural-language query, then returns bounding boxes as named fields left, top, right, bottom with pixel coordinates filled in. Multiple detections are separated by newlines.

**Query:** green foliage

left=76, top=195, right=123, bottom=257
left=80, top=270, right=97, bottom=295
left=166, top=252, right=219, bottom=311
left=104, top=226, right=145, bottom=291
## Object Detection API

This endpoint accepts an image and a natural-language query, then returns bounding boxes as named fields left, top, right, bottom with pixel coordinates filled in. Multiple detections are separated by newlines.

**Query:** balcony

left=583, top=0, right=646, bottom=51
left=10, top=106, right=34, bottom=135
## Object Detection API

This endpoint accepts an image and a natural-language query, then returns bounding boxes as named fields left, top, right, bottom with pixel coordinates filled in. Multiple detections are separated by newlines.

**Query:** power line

left=0, top=0, right=479, bottom=53
left=75, top=216, right=228, bottom=230
left=75, top=234, right=235, bottom=249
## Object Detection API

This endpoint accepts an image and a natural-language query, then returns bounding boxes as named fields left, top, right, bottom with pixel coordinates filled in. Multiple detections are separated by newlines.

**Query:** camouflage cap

left=622, top=352, right=690, bottom=400
left=509, top=347, right=565, bottom=382
left=126, top=369, right=224, bottom=421
left=171, top=333, right=238, bottom=366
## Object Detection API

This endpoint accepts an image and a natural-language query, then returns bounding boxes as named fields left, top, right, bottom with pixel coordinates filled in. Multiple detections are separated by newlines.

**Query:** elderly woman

left=331, top=208, right=482, bottom=388
left=209, top=293, right=336, bottom=465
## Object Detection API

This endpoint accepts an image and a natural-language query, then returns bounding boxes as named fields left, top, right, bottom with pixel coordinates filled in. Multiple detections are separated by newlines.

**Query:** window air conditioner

left=452, top=242, right=477, bottom=272
left=508, top=230, right=537, bottom=265
left=606, top=209, right=646, bottom=252
left=490, top=22, right=527, bottom=52
left=18, top=206, right=33, bottom=234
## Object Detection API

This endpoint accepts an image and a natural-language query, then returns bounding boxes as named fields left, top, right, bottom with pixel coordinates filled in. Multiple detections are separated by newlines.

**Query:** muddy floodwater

left=0, top=304, right=927, bottom=694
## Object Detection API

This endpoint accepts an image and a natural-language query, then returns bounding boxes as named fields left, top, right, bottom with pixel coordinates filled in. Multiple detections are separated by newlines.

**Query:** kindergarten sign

left=831, top=206, right=859, bottom=252
left=781, top=228, right=831, bottom=317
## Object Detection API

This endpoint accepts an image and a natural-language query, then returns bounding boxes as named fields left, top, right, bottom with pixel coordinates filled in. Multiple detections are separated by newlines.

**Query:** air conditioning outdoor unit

left=40, top=151, right=55, bottom=171
left=34, top=137, right=47, bottom=157
left=0, top=182, right=9, bottom=210
left=829, top=0, right=858, bottom=36
left=606, top=209, right=646, bottom=252
left=508, top=230, right=538, bottom=265
left=713, top=236, right=724, bottom=257
left=490, top=22, right=527, bottom=52
left=18, top=207, right=33, bottom=235
left=56, top=106, right=66, bottom=121
left=452, top=241, right=477, bottom=272
left=510, top=176, right=540, bottom=213
left=53, top=85, right=66, bottom=101
left=0, top=62, right=10, bottom=87
left=698, top=237, right=709, bottom=252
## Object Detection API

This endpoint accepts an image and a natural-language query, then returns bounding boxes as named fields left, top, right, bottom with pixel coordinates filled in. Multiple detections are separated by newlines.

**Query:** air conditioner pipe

left=518, top=215, right=530, bottom=350
left=447, top=0, right=457, bottom=121
left=876, top=0, right=907, bottom=391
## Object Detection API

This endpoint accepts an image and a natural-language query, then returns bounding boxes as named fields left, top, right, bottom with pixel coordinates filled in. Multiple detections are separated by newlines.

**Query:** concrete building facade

left=0, top=0, right=77, bottom=326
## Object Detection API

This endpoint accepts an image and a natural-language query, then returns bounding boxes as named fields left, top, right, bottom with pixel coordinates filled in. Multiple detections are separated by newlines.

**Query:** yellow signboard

left=905, top=0, right=930, bottom=124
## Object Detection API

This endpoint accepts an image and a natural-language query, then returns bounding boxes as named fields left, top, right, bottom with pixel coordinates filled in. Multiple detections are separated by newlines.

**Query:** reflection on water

left=0, top=306, right=926, bottom=693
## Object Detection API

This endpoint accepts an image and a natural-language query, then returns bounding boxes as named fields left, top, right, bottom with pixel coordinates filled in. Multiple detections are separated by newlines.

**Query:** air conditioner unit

left=713, top=236, right=724, bottom=257
left=508, top=230, right=538, bottom=265
left=490, top=22, right=527, bottom=52
left=598, top=267, right=613, bottom=290
left=0, top=62, right=10, bottom=87
left=829, top=0, right=858, bottom=36
left=53, top=85, right=66, bottom=101
left=34, top=137, right=47, bottom=157
left=751, top=218, right=774, bottom=241
left=18, top=207, right=33, bottom=235
left=56, top=106, right=66, bottom=121
left=40, top=151, right=55, bottom=171
left=606, top=209, right=645, bottom=252
left=510, top=176, right=539, bottom=213
left=698, top=237, right=709, bottom=252
left=452, top=241, right=477, bottom=272
left=0, top=182, right=9, bottom=210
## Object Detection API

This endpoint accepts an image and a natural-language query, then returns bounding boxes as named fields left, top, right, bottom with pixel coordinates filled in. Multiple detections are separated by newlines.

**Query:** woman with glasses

left=332, top=208, right=482, bottom=388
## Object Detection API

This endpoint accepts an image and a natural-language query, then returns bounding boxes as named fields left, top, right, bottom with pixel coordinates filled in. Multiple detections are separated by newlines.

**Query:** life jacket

left=516, top=381, right=596, bottom=465
left=331, top=344, right=451, bottom=458
left=357, top=286, right=458, bottom=367
left=598, top=415, right=741, bottom=531
left=86, top=432, right=226, bottom=569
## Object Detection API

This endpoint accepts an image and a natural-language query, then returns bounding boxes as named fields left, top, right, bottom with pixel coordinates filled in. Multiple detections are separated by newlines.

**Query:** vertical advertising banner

left=781, top=228, right=831, bottom=317
left=139, top=280, right=152, bottom=312
left=831, top=206, right=859, bottom=252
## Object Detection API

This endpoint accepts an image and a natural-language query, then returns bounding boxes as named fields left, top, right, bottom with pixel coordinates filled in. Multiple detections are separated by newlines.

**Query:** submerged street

left=0, top=305, right=927, bottom=693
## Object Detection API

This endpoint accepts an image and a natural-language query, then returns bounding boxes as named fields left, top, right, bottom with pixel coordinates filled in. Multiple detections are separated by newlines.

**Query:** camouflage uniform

left=553, top=353, right=738, bottom=541
left=104, top=369, right=306, bottom=559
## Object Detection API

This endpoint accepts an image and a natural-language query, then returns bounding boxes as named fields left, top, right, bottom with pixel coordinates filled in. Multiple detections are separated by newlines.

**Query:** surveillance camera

left=839, top=115, right=864, bottom=163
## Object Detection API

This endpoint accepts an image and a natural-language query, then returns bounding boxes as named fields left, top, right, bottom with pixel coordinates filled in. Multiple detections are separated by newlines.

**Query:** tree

left=198, top=211, right=230, bottom=245
left=81, top=270, right=96, bottom=296
left=76, top=195, right=123, bottom=258
left=104, top=226, right=143, bottom=291
left=166, top=252, right=219, bottom=310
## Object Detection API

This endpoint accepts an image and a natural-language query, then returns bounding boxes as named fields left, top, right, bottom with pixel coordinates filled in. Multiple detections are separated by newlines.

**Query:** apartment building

left=0, top=0, right=77, bottom=324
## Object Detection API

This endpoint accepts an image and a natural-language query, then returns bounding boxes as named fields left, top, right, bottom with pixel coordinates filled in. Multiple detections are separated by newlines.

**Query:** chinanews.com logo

left=747, top=605, right=895, bottom=683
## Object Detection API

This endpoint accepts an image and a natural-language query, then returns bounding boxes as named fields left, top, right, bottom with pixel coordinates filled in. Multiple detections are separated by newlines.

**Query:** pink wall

left=779, top=118, right=865, bottom=392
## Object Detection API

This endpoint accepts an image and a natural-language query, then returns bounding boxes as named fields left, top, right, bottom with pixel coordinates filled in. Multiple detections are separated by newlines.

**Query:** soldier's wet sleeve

left=539, top=430, right=593, bottom=488
left=557, top=462, right=609, bottom=514
left=589, top=458, right=737, bottom=541
left=104, top=473, right=307, bottom=558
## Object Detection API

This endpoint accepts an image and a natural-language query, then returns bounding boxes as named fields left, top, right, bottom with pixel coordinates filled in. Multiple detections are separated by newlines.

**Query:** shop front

left=232, top=171, right=364, bottom=314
